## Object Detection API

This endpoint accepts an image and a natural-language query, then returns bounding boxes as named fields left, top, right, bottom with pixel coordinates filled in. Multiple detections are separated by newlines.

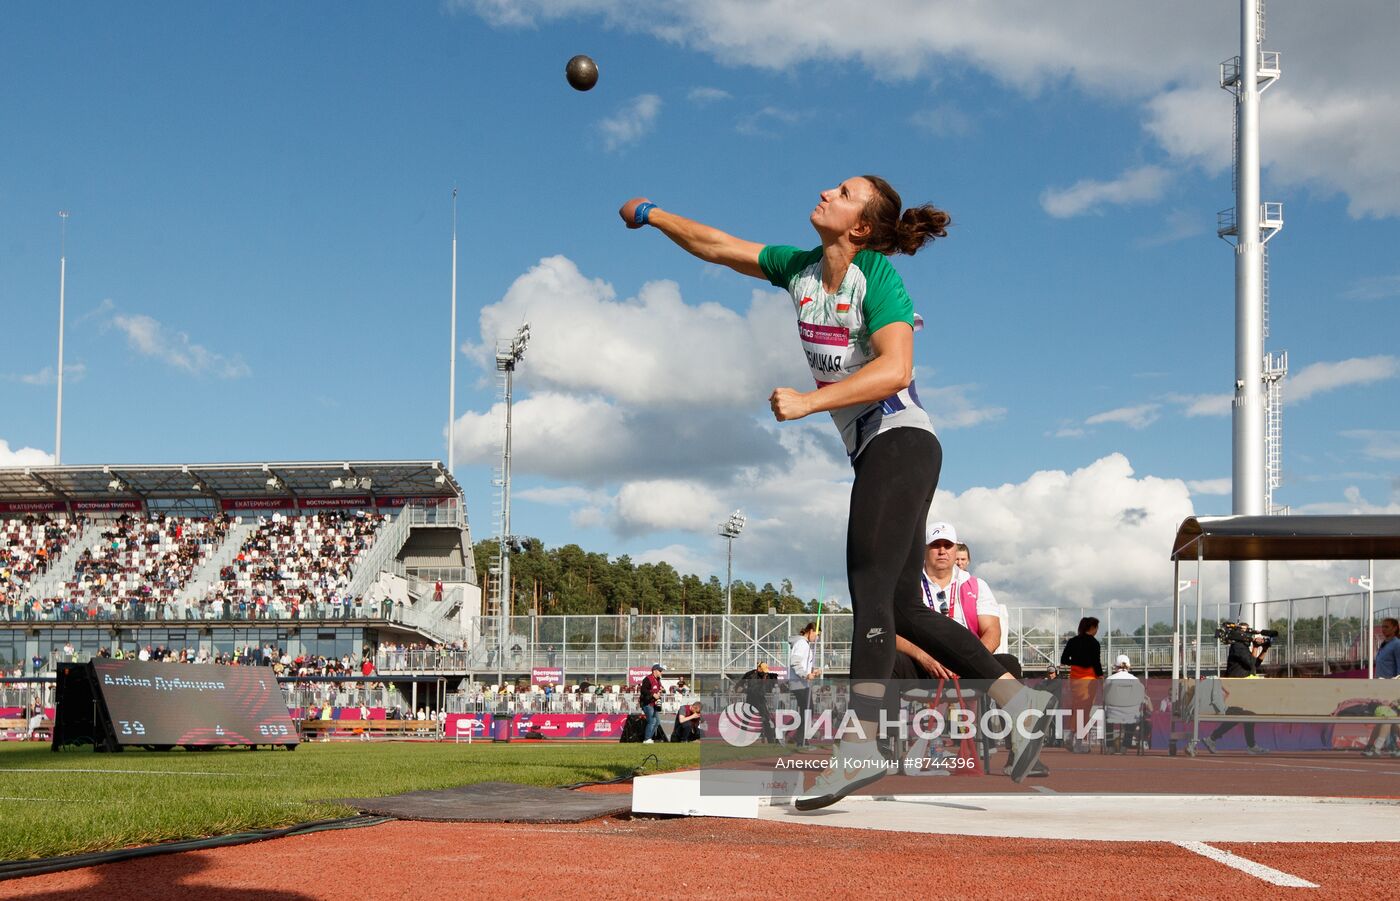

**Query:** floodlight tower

left=718, top=510, right=745, bottom=682
left=491, top=322, right=530, bottom=668
left=1218, top=0, right=1286, bottom=625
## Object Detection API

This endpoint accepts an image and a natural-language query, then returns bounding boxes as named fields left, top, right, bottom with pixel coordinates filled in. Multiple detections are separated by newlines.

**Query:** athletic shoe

left=1247, top=745, right=1269, bottom=755
left=1389, top=748, right=1400, bottom=758
left=1006, top=688, right=1053, bottom=783
left=1001, top=761, right=1050, bottom=778
left=1201, top=737, right=1218, bottom=754
left=642, top=739, right=654, bottom=744
left=793, top=742, right=890, bottom=812
left=1362, top=747, right=1380, bottom=758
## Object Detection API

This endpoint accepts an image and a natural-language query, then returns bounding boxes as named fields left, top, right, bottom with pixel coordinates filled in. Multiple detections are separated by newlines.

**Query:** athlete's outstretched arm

left=619, top=197, right=765, bottom=280
left=770, top=321, right=914, bottom=422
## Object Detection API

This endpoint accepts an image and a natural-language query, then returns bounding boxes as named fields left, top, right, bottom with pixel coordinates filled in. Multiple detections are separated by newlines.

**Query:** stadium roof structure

left=0, top=460, right=462, bottom=512
left=1171, top=514, right=1400, bottom=562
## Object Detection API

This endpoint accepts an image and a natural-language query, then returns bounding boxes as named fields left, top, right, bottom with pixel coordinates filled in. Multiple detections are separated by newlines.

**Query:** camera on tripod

left=1215, top=621, right=1279, bottom=647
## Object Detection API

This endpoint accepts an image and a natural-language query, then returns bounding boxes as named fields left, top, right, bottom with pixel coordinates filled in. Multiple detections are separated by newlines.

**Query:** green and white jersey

left=759, top=245, right=934, bottom=460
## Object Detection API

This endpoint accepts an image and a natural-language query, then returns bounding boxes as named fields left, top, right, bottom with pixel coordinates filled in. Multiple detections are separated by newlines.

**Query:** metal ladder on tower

left=481, top=355, right=510, bottom=663
left=1264, top=350, right=1288, bottom=515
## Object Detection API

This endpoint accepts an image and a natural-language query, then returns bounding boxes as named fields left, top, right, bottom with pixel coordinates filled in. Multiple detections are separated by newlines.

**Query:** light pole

left=55, top=210, right=69, bottom=465
left=718, top=510, right=745, bottom=682
left=1350, top=567, right=1375, bottom=678
left=495, top=322, right=530, bottom=682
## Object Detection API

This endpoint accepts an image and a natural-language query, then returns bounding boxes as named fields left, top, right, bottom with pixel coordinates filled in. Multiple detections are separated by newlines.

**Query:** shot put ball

left=566, top=54, right=599, bottom=91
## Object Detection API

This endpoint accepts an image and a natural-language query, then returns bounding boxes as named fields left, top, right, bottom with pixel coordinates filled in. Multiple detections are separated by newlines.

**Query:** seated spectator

left=1104, top=654, right=1147, bottom=754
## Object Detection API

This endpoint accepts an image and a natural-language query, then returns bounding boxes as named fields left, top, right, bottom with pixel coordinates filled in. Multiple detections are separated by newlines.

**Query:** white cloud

left=517, top=486, right=608, bottom=506
left=1287, top=355, right=1398, bottom=402
left=1165, top=356, right=1397, bottom=420
left=615, top=479, right=725, bottom=535
left=470, top=255, right=809, bottom=408
left=1340, top=430, right=1400, bottom=461
left=1041, top=166, right=1171, bottom=219
left=1173, top=392, right=1232, bottom=418
left=908, top=104, right=975, bottom=137
left=599, top=94, right=661, bottom=151
left=1052, top=427, right=1085, bottom=439
left=1143, top=2, right=1400, bottom=220
left=509, top=445, right=1215, bottom=610
left=688, top=86, right=731, bottom=105
left=0, top=439, right=54, bottom=467
left=1343, top=275, right=1400, bottom=301
left=450, top=253, right=1392, bottom=610
left=1085, top=403, right=1161, bottom=430
left=450, top=392, right=787, bottom=481
left=634, top=542, right=717, bottom=577
left=736, top=106, right=805, bottom=137
left=1186, top=478, right=1232, bottom=496
left=111, top=313, right=251, bottom=379
left=461, top=1, right=1400, bottom=218
left=1292, top=483, right=1400, bottom=515
left=932, top=454, right=1197, bottom=609
left=1138, top=209, right=1207, bottom=247
left=920, top=383, right=1005, bottom=430
left=457, top=0, right=1224, bottom=88
left=7, top=363, right=87, bottom=386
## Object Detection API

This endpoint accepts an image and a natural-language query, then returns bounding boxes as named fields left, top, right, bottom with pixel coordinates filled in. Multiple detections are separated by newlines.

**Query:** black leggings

left=846, top=429, right=1008, bottom=687
left=848, top=429, right=940, bottom=679
left=846, top=428, right=941, bottom=720
left=1210, top=708, right=1256, bottom=745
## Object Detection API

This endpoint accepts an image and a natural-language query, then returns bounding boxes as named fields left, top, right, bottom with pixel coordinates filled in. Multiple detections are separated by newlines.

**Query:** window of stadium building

left=103, top=628, right=297, bottom=660
left=0, top=633, right=30, bottom=673
left=41, top=629, right=108, bottom=662
left=0, top=630, right=102, bottom=674
left=0, top=626, right=369, bottom=668
left=299, top=629, right=364, bottom=662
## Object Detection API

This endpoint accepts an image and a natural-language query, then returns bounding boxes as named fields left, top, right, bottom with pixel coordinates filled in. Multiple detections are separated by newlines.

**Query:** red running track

left=1, top=816, right=1395, bottom=900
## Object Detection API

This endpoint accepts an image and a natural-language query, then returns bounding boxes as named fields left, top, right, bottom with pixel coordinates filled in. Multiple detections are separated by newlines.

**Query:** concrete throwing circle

left=759, top=794, right=1400, bottom=843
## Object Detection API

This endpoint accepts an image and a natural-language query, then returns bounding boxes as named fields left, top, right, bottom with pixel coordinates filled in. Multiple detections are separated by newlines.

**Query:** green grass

left=0, top=741, right=698, bottom=861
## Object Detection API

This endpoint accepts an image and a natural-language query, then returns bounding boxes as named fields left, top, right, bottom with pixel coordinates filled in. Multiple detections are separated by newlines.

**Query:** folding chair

left=1102, top=678, right=1149, bottom=755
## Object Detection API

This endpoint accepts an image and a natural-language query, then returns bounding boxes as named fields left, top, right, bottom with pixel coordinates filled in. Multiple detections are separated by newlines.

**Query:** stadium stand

left=0, top=515, right=83, bottom=609
left=61, top=513, right=229, bottom=620
left=206, top=510, right=387, bottom=619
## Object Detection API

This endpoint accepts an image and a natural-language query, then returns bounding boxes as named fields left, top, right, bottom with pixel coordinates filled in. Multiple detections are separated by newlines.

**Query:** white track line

left=1172, top=841, right=1317, bottom=888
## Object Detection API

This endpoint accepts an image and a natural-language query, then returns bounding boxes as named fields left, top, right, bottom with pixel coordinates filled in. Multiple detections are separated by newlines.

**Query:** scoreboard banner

left=53, top=660, right=298, bottom=751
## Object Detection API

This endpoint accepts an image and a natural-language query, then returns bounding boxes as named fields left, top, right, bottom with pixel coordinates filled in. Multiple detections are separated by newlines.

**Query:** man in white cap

left=893, top=518, right=1049, bottom=778
left=1104, top=653, right=1146, bottom=754
left=914, top=521, right=1003, bottom=657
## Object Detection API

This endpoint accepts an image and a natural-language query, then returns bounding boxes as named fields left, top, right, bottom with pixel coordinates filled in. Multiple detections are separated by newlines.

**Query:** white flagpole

left=448, top=189, right=458, bottom=472
left=56, top=210, right=69, bottom=466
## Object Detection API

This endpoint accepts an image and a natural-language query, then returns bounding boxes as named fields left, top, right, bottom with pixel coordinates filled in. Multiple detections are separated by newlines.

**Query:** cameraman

left=1202, top=629, right=1270, bottom=755
left=1226, top=631, right=1270, bottom=677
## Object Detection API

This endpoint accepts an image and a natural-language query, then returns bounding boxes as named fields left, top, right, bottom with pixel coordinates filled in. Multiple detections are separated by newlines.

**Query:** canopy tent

left=1170, top=514, right=1400, bottom=680
left=1172, top=514, right=1400, bottom=562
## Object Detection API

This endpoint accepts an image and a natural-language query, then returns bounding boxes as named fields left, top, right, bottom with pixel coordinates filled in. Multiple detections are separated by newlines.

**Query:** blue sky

left=3, top=1, right=1398, bottom=611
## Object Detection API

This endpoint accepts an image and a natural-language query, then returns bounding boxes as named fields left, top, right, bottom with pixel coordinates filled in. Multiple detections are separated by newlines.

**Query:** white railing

left=400, top=500, right=464, bottom=527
